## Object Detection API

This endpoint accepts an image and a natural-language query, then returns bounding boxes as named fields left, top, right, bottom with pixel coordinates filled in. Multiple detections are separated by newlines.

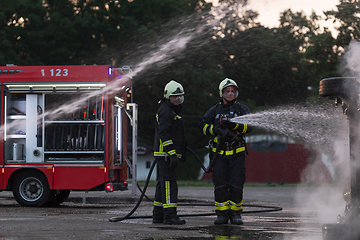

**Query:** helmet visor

left=222, top=86, right=238, bottom=101
left=169, top=95, right=184, bottom=105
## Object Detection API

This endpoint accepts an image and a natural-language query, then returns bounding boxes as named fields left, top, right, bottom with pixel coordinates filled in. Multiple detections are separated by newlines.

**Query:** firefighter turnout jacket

left=154, top=99, right=186, bottom=161
left=200, top=100, right=252, bottom=215
left=153, top=98, right=186, bottom=221
left=200, top=101, right=252, bottom=156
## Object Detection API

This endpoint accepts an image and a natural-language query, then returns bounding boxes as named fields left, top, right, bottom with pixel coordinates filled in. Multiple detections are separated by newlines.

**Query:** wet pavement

left=0, top=185, right=345, bottom=240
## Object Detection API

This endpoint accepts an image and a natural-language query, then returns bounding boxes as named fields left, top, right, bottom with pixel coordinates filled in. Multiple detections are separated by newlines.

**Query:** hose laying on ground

left=109, top=147, right=282, bottom=222
left=109, top=159, right=156, bottom=222
left=135, top=146, right=212, bottom=203
left=111, top=204, right=283, bottom=219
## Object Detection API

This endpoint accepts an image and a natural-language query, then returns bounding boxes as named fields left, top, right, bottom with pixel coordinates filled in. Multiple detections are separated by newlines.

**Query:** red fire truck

left=0, top=65, right=132, bottom=207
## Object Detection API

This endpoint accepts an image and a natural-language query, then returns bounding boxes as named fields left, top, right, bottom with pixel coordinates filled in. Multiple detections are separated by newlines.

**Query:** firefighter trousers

left=153, top=157, right=179, bottom=220
left=212, top=153, right=246, bottom=212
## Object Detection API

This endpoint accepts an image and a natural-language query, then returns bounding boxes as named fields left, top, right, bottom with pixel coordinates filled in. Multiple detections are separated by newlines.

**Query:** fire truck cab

left=0, top=65, right=132, bottom=207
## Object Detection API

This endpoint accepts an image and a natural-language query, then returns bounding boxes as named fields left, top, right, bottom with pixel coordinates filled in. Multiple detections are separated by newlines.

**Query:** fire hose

left=109, top=145, right=282, bottom=222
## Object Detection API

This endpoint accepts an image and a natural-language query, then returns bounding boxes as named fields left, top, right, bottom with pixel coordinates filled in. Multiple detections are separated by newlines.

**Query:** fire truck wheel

left=13, top=171, right=51, bottom=207
left=46, top=190, right=71, bottom=207
left=319, top=77, right=357, bottom=100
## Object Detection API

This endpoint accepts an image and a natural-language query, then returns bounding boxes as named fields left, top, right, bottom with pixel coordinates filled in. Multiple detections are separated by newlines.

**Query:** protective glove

left=214, top=126, right=228, bottom=138
left=220, top=116, right=236, bottom=130
left=169, top=155, right=178, bottom=169
left=228, top=122, right=237, bottom=130
left=179, top=154, right=186, bottom=162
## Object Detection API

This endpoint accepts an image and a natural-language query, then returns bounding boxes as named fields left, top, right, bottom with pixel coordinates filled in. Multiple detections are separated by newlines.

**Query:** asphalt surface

left=0, top=185, right=345, bottom=240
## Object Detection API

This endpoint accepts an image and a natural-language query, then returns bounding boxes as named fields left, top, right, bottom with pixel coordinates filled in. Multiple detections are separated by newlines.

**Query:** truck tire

left=46, top=190, right=71, bottom=207
left=13, top=171, right=51, bottom=207
left=319, top=77, right=358, bottom=100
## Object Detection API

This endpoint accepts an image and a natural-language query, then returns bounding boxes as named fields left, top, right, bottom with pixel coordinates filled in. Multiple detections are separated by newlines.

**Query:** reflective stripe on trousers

left=215, top=200, right=243, bottom=211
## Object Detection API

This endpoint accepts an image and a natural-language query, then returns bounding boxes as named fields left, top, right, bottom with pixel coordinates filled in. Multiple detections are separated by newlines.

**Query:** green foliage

left=0, top=0, right=210, bottom=65
left=303, top=30, right=341, bottom=90
left=215, top=26, right=309, bottom=106
left=325, top=0, right=360, bottom=47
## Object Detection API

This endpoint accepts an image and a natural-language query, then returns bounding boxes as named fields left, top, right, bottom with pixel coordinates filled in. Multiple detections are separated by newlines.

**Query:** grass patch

left=135, top=180, right=335, bottom=188
left=136, top=180, right=214, bottom=187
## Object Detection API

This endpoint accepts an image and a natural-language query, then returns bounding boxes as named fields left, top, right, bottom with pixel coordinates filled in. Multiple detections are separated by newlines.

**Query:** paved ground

left=0, top=185, right=346, bottom=240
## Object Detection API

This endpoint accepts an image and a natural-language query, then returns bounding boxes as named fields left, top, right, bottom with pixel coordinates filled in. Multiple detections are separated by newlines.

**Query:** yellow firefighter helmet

left=164, top=80, right=185, bottom=99
left=219, top=78, right=238, bottom=97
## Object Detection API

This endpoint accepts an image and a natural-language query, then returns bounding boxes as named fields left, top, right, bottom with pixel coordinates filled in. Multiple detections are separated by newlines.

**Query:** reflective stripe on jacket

left=154, top=99, right=186, bottom=160
left=199, top=101, right=251, bottom=156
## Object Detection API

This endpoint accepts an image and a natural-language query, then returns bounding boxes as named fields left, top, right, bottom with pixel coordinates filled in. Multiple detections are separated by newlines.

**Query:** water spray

left=230, top=103, right=347, bottom=155
left=317, top=40, right=360, bottom=240
left=320, top=76, right=360, bottom=240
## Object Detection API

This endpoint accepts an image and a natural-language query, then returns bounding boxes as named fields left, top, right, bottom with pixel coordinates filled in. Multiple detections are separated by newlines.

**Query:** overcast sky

left=247, top=0, right=339, bottom=28
left=209, top=0, right=339, bottom=30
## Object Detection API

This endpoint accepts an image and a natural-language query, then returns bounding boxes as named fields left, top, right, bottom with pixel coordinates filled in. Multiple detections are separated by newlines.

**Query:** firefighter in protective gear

left=152, top=80, right=187, bottom=225
left=199, top=78, right=252, bottom=225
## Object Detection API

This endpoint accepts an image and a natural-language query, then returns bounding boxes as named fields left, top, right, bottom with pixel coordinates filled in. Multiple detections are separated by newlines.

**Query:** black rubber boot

left=229, top=210, right=243, bottom=225
left=163, top=207, right=185, bottom=225
left=152, top=217, right=164, bottom=224
left=152, top=206, right=164, bottom=224
left=163, top=217, right=186, bottom=225
left=214, top=210, right=229, bottom=224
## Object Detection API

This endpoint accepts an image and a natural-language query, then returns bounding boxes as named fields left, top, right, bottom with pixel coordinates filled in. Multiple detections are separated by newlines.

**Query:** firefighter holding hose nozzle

left=199, top=78, right=252, bottom=225
left=152, top=80, right=187, bottom=225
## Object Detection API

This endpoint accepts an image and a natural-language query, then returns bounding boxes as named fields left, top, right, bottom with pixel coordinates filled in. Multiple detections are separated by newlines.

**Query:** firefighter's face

left=222, top=86, right=238, bottom=102
left=169, top=94, right=184, bottom=105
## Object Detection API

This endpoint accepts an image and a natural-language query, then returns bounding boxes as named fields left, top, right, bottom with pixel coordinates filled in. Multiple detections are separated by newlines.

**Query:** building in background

left=200, top=135, right=333, bottom=184
left=129, top=143, right=157, bottom=181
